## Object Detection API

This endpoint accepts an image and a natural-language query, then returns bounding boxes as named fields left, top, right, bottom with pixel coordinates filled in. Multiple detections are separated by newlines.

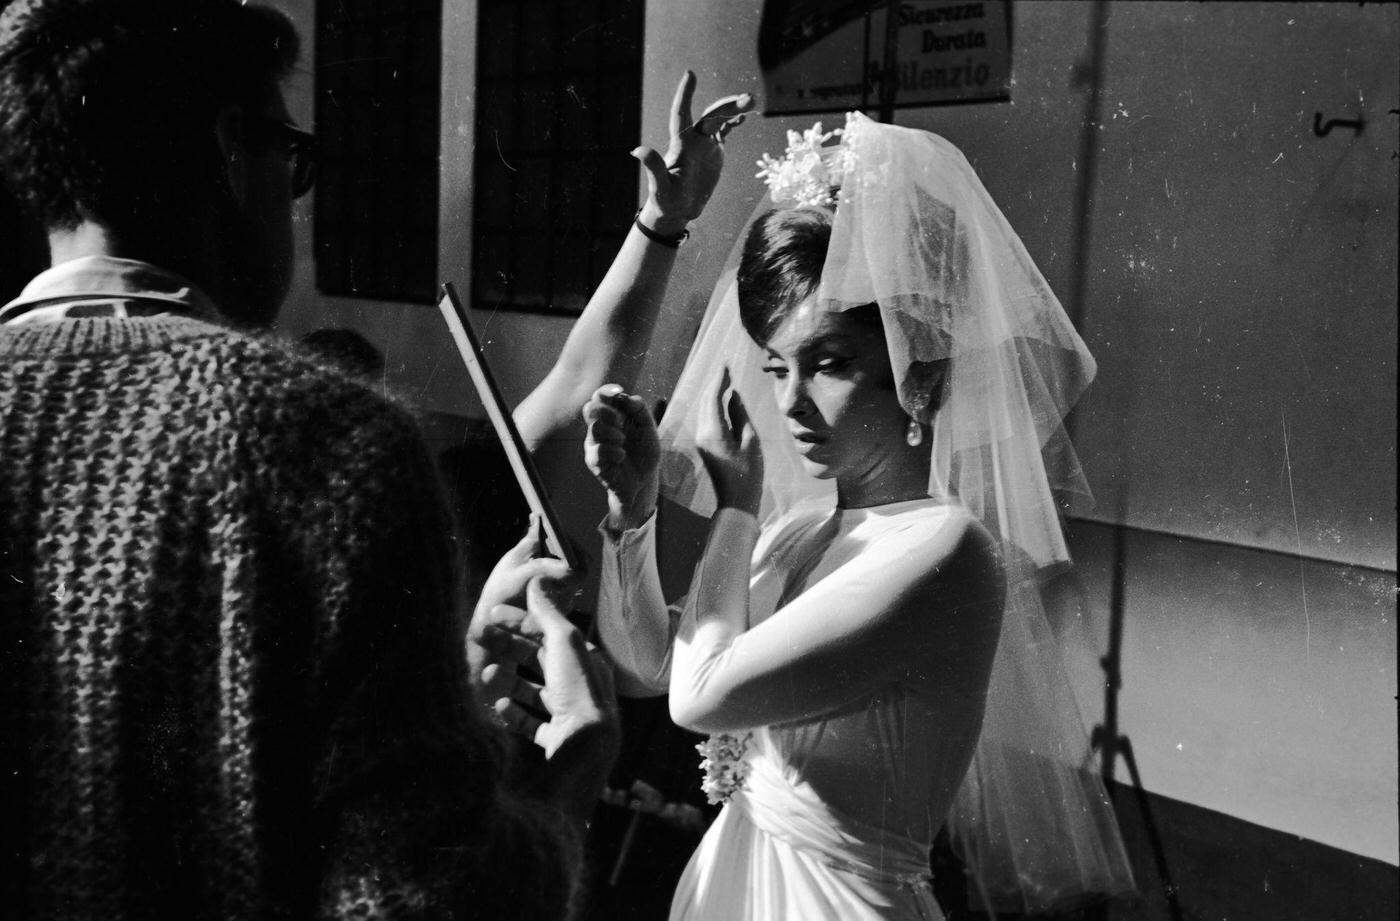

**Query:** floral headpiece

left=755, top=113, right=860, bottom=208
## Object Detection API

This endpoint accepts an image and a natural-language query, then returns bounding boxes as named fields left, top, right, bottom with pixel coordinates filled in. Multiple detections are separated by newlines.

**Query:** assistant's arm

left=668, top=509, right=1004, bottom=734
left=513, top=207, right=683, bottom=454
left=512, top=74, right=752, bottom=454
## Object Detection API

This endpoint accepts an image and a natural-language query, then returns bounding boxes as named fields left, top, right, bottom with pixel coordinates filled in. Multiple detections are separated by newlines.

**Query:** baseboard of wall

left=1102, top=781, right=1398, bottom=921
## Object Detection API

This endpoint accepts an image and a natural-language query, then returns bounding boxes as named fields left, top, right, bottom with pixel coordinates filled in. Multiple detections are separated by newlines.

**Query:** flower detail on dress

left=755, top=117, right=858, bottom=208
left=695, top=732, right=753, bottom=805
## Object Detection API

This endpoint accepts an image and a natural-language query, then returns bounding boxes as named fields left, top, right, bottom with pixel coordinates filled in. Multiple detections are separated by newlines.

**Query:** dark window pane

left=512, top=157, right=553, bottom=229
left=475, top=157, right=517, bottom=232
left=594, top=156, right=638, bottom=232
left=479, top=4, right=519, bottom=79
left=557, top=79, right=596, bottom=151
left=477, top=85, right=518, bottom=152
left=553, top=235, right=592, bottom=314
left=475, top=233, right=514, bottom=306
left=516, top=80, right=556, bottom=155
left=512, top=233, right=552, bottom=309
left=471, top=0, right=643, bottom=316
left=315, top=0, right=442, bottom=304
left=518, top=1, right=555, bottom=77
left=555, top=159, right=598, bottom=233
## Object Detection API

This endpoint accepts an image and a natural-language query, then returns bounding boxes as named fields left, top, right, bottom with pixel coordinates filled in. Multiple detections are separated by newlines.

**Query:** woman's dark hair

left=737, top=207, right=883, bottom=346
left=736, top=208, right=833, bottom=346
left=0, top=0, right=299, bottom=231
left=736, top=205, right=947, bottom=409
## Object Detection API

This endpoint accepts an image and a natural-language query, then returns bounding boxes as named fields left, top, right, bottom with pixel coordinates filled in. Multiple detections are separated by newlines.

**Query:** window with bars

left=314, top=0, right=442, bottom=304
left=472, top=0, right=645, bottom=316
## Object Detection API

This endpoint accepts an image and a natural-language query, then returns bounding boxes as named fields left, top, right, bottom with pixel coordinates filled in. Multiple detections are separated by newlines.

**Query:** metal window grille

left=314, top=0, right=443, bottom=304
left=472, top=0, right=645, bottom=316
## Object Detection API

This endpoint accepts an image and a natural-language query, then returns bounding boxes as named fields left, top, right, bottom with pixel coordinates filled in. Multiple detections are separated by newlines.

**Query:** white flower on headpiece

left=755, top=119, right=853, bottom=208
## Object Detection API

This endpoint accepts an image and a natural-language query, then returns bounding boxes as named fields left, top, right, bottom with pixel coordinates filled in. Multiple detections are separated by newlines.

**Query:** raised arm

left=513, top=72, right=753, bottom=453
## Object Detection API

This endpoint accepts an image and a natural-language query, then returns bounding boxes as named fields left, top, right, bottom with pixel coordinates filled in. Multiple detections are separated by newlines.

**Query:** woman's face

left=762, top=296, right=918, bottom=500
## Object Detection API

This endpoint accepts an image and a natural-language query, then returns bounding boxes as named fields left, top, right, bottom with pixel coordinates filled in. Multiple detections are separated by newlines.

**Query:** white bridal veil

left=657, top=112, right=1136, bottom=914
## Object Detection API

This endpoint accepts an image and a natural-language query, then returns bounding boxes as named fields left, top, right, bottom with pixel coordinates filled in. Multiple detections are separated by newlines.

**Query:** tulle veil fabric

left=657, top=113, right=1136, bottom=915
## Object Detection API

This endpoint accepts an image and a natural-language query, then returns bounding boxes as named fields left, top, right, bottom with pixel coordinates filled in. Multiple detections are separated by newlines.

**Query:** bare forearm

left=508, top=74, right=753, bottom=454
left=514, top=206, right=683, bottom=453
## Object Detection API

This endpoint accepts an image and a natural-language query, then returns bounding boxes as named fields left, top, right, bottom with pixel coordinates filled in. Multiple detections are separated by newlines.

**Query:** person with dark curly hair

left=0, top=2, right=620, bottom=918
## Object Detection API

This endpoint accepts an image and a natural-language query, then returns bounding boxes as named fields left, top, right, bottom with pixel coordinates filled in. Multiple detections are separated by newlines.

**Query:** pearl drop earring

left=905, top=418, right=923, bottom=447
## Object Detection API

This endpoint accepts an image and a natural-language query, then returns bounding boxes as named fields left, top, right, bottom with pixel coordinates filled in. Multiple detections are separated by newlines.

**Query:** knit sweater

left=0, top=315, right=578, bottom=920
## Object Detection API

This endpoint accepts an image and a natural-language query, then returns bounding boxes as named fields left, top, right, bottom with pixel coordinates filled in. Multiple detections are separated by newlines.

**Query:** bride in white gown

left=584, top=113, right=1135, bottom=920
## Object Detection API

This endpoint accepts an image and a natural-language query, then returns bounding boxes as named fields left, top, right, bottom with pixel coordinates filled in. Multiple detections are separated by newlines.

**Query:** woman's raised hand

left=697, top=367, right=764, bottom=515
left=634, top=72, right=755, bottom=237
left=584, top=384, right=661, bottom=532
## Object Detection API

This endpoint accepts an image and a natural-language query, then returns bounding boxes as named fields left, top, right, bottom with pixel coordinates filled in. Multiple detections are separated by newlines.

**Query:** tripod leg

left=1118, top=736, right=1185, bottom=921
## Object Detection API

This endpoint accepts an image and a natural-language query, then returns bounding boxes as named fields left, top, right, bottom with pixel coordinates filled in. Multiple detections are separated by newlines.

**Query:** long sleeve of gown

left=669, top=508, right=1000, bottom=735
left=596, top=512, right=678, bottom=694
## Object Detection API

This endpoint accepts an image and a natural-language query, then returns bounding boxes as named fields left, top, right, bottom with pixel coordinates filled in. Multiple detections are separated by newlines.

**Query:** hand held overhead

left=634, top=71, right=754, bottom=238
left=508, top=71, right=754, bottom=454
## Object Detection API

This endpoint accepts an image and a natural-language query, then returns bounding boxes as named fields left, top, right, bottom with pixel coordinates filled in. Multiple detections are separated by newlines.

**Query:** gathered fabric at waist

left=732, top=745, right=934, bottom=892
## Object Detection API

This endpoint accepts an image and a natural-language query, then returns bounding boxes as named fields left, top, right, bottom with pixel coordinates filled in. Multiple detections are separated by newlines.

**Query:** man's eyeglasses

left=249, top=117, right=317, bottom=199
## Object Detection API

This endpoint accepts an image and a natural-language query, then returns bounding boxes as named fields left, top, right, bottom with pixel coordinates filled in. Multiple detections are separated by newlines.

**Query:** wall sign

left=759, top=0, right=1012, bottom=116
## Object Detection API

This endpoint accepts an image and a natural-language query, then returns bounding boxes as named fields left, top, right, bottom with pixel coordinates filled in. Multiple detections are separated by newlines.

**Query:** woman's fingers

left=589, top=442, right=627, bottom=467
left=584, top=394, right=629, bottom=483
left=582, top=401, right=625, bottom=430
left=609, top=389, right=654, bottom=427
left=582, top=383, right=635, bottom=424
left=692, top=93, right=755, bottom=136
left=668, top=70, right=696, bottom=139
left=714, top=366, right=749, bottom=443
left=714, top=365, right=732, bottom=423
left=586, top=444, right=628, bottom=486
left=586, top=415, right=625, bottom=445
left=584, top=387, right=657, bottom=460
left=631, top=144, right=670, bottom=194
left=584, top=385, right=660, bottom=529
left=726, top=386, right=750, bottom=437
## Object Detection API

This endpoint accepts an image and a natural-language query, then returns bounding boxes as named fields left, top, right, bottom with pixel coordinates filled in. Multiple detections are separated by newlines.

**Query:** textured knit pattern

left=0, top=316, right=579, bottom=920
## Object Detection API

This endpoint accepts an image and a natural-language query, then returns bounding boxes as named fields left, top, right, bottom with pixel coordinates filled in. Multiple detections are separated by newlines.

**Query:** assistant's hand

left=485, top=578, right=621, bottom=824
left=467, top=516, right=576, bottom=692
left=697, top=366, right=763, bottom=515
left=634, top=71, right=755, bottom=237
left=583, top=384, right=660, bottom=532
left=492, top=579, right=619, bottom=756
